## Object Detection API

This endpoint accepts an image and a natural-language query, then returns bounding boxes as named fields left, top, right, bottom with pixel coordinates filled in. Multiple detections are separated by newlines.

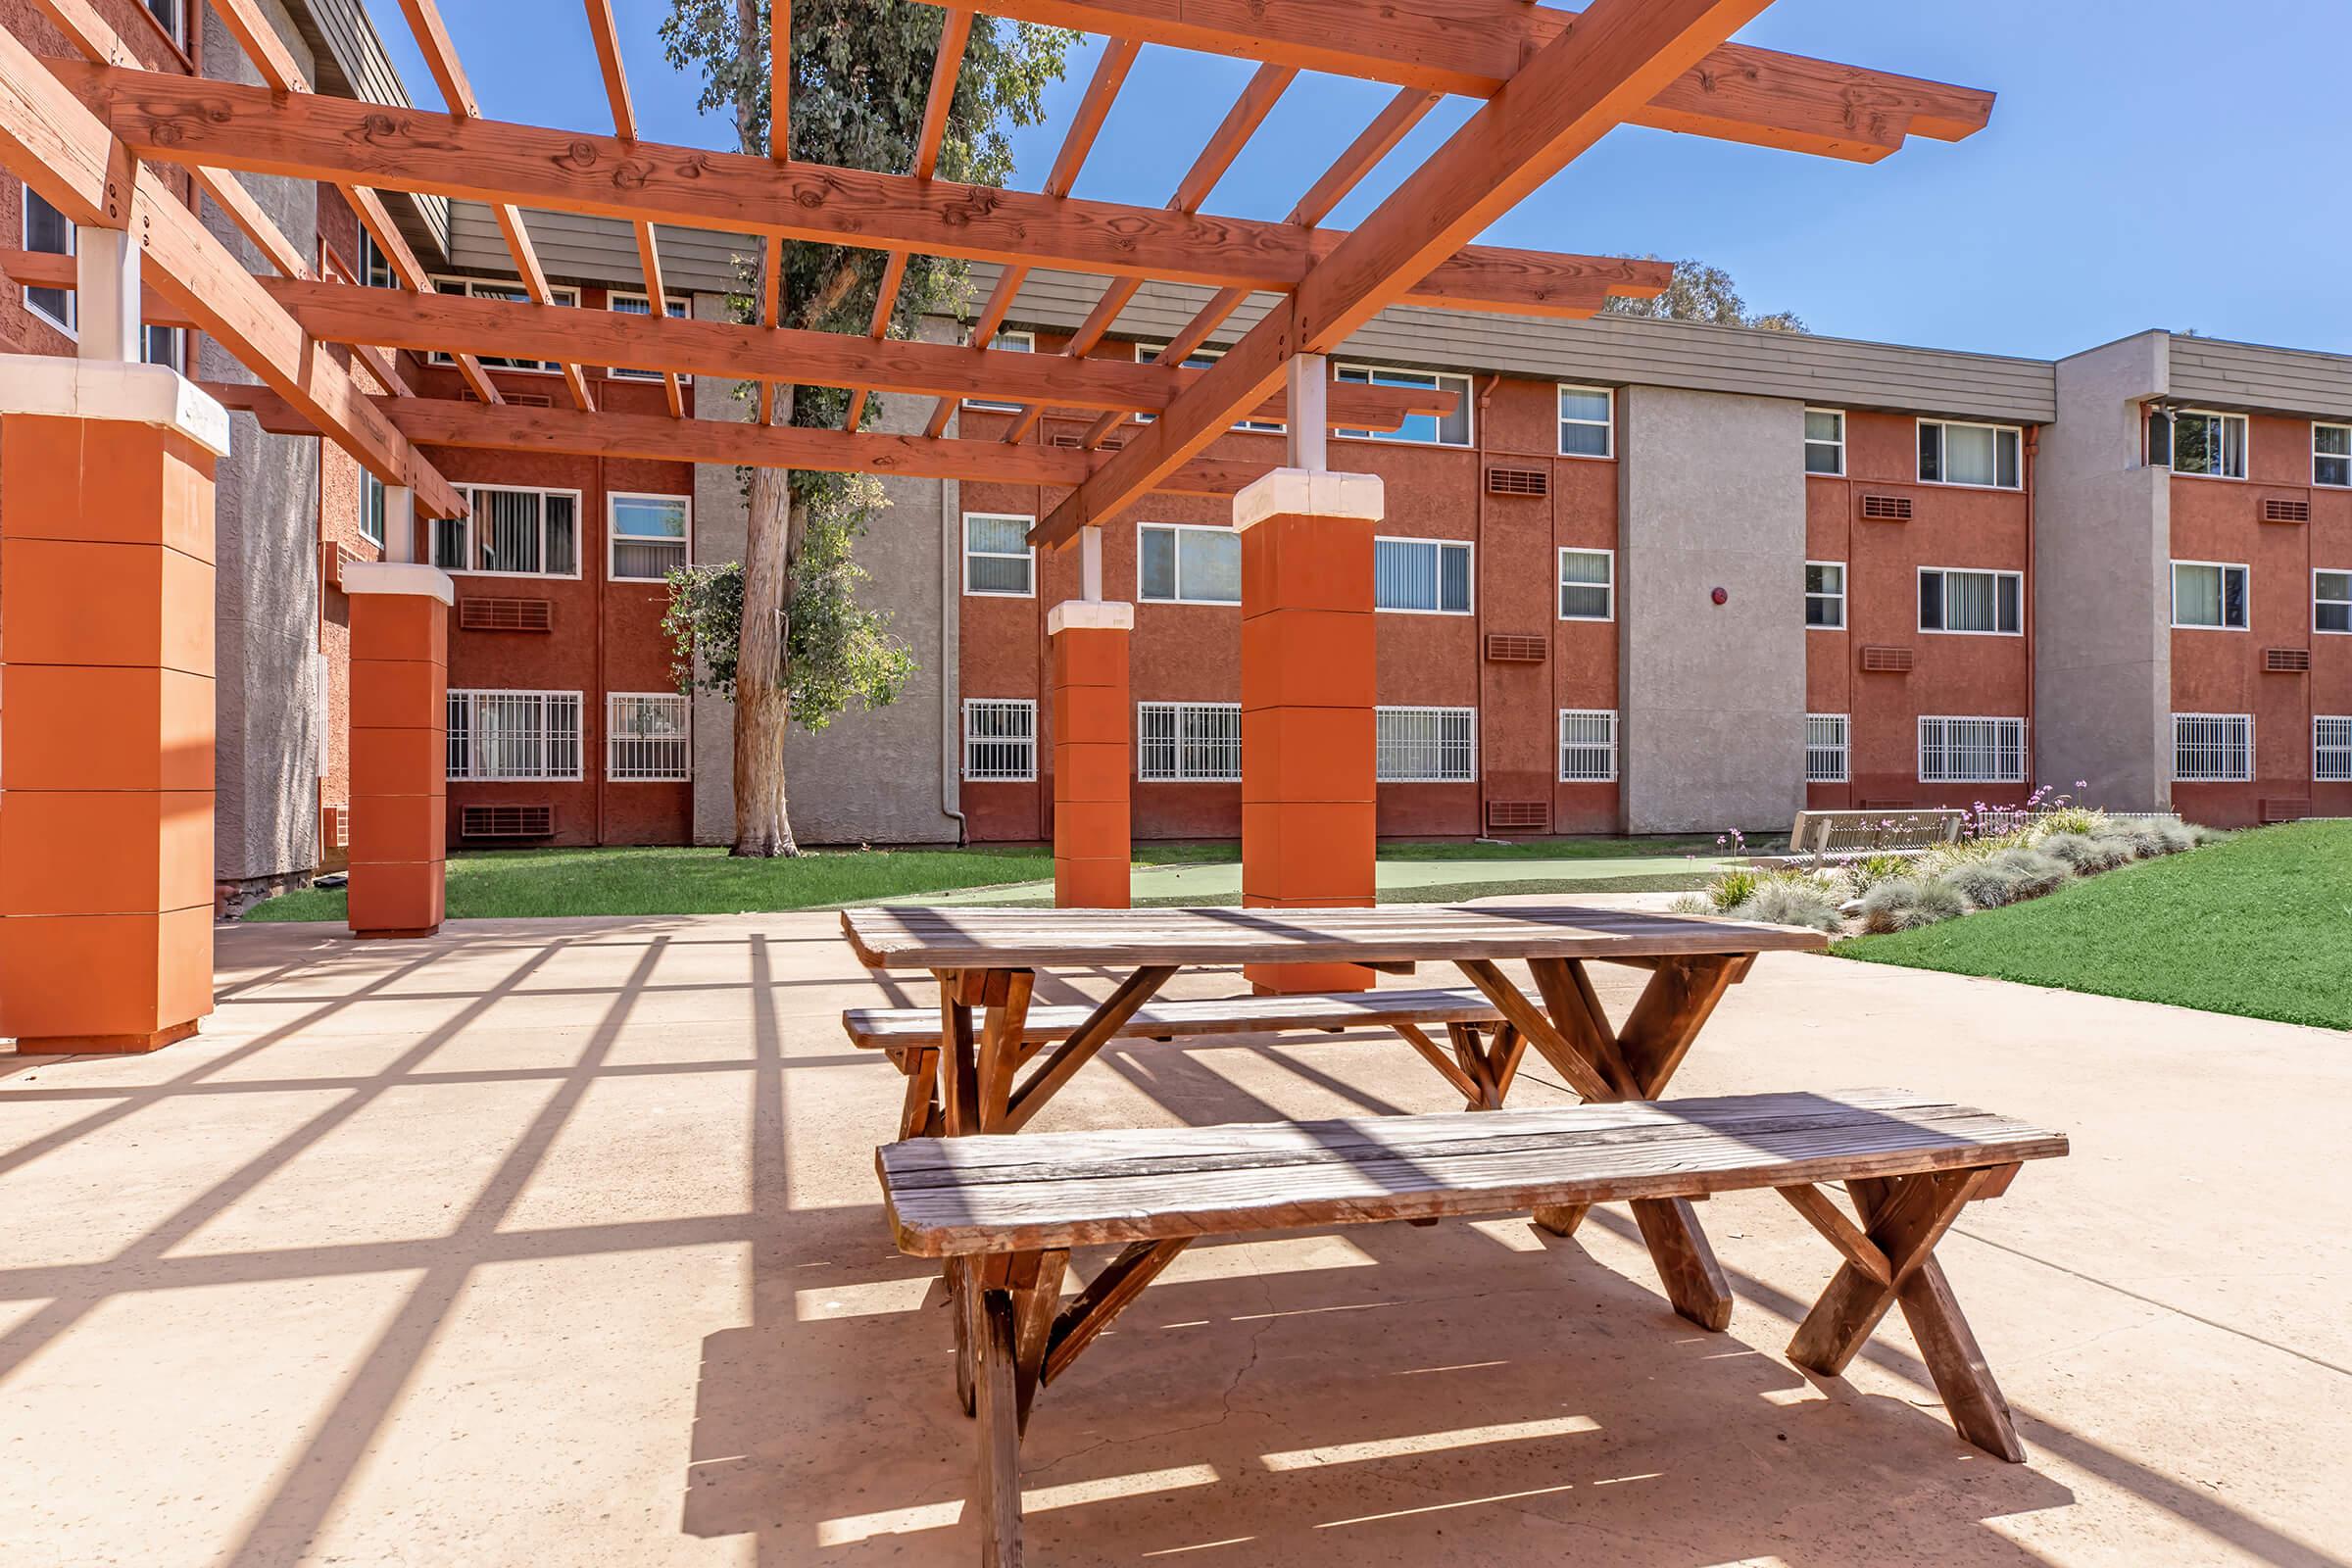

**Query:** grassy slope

left=1835, top=821, right=2352, bottom=1030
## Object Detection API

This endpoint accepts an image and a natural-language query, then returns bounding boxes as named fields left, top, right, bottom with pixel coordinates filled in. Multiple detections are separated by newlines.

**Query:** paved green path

left=928, top=854, right=1736, bottom=906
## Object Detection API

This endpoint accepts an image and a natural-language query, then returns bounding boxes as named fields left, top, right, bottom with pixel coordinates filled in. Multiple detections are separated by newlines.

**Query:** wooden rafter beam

left=1037, top=0, right=1771, bottom=544
left=52, top=66, right=1660, bottom=318
left=0, top=24, right=463, bottom=514
left=917, top=0, right=1995, bottom=163
left=581, top=0, right=685, bottom=416
left=206, top=383, right=1268, bottom=496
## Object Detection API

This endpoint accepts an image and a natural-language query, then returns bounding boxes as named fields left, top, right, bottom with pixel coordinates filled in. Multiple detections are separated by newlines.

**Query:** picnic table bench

left=879, top=1088, right=2069, bottom=1563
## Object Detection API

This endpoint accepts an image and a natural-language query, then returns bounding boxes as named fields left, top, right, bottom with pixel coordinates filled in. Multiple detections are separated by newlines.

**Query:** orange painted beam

left=914, top=0, right=1996, bottom=162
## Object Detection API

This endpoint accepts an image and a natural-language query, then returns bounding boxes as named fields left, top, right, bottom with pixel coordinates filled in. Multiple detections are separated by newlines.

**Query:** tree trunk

left=731, top=461, right=797, bottom=855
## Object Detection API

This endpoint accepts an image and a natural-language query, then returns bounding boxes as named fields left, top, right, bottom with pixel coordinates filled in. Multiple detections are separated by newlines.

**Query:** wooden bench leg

left=899, top=1046, right=941, bottom=1140
left=975, top=1288, right=1025, bottom=1566
left=1787, top=1169, right=2025, bottom=1461
left=1631, top=1196, right=1733, bottom=1331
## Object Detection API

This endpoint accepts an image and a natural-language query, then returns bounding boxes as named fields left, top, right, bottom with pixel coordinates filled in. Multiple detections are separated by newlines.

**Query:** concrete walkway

left=1, top=906, right=2346, bottom=1566
left=930, top=852, right=1738, bottom=905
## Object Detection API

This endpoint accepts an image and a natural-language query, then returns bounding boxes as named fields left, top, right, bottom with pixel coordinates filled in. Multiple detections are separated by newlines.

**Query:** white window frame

left=21, top=190, right=74, bottom=337
left=1804, top=408, right=1846, bottom=476
left=1376, top=707, right=1478, bottom=783
left=1336, top=362, right=1475, bottom=448
left=428, top=276, right=580, bottom=371
left=446, top=689, right=585, bottom=782
left=963, top=328, right=1035, bottom=412
left=1135, top=343, right=1282, bottom=433
left=1136, top=701, right=1243, bottom=783
left=2173, top=712, right=2254, bottom=783
left=1373, top=535, right=1474, bottom=616
left=606, top=693, right=692, bottom=782
left=963, top=512, right=1036, bottom=598
left=962, top=699, right=1038, bottom=782
left=2316, top=567, right=2352, bottom=635
left=606, top=291, right=693, bottom=381
left=1806, top=713, right=1851, bottom=784
left=1917, top=565, right=2024, bottom=637
left=359, top=470, right=388, bottom=549
left=142, top=323, right=184, bottom=371
left=608, top=492, right=692, bottom=582
left=1557, top=547, right=1616, bottom=623
left=1918, top=715, right=2028, bottom=785
left=2316, top=422, right=2352, bottom=489
left=355, top=225, right=397, bottom=289
left=1136, top=522, right=1241, bottom=606
left=2170, top=560, right=2251, bottom=631
left=434, top=485, right=584, bottom=580
left=1557, top=710, right=1619, bottom=783
left=1917, top=417, right=2024, bottom=491
left=2152, top=407, right=2250, bottom=481
left=2316, top=715, right=2352, bottom=783
left=1805, top=560, right=1846, bottom=630
left=1556, top=383, right=1615, bottom=460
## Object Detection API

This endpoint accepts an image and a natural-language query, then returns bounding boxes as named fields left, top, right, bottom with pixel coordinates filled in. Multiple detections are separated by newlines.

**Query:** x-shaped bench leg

left=1786, top=1167, right=2025, bottom=1460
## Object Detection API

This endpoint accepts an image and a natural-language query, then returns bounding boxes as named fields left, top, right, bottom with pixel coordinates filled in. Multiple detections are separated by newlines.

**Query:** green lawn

left=1835, top=820, right=2352, bottom=1030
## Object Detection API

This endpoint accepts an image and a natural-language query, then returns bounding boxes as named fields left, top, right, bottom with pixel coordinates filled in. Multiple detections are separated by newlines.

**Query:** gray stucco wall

left=688, top=303, right=961, bottom=848
left=2037, top=332, right=2173, bottom=812
left=201, top=0, right=323, bottom=889
left=1617, top=387, right=1808, bottom=834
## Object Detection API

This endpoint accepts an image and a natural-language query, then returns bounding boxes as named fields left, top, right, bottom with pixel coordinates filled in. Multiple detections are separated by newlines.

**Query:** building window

left=1136, top=343, right=1282, bottom=432
left=142, top=0, right=185, bottom=46
left=22, top=190, right=74, bottom=335
left=356, top=225, right=397, bottom=289
left=1138, top=523, right=1240, bottom=605
left=2317, top=716, right=2352, bottom=783
left=1377, top=708, right=1476, bottom=783
left=963, top=513, right=1034, bottom=597
left=2318, top=423, right=2352, bottom=489
left=447, top=690, right=583, bottom=781
left=142, top=324, right=183, bottom=370
left=2173, top=713, right=2252, bottom=783
left=360, top=471, right=388, bottom=548
left=962, top=699, right=1037, bottom=781
left=610, top=494, right=689, bottom=581
left=1557, top=548, right=1615, bottom=621
left=1375, top=536, right=1472, bottom=614
left=1558, top=710, right=1618, bottom=783
left=608, top=693, right=691, bottom=781
left=2317, top=569, right=2352, bottom=634
left=963, top=329, right=1034, bottom=412
left=2148, top=408, right=2248, bottom=480
left=429, top=277, right=580, bottom=370
left=1337, top=363, right=1473, bottom=447
left=1557, top=384, right=1614, bottom=458
left=1805, top=562, right=1846, bottom=629
left=1806, top=714, right=1850, bottom=783
left=1918, top=419, right=2023, bottom=489
left=1137, top=702, right=1241, bottom=782
left=607, top=292, right=691, bottom=380
left=1917, top=566, right=2022, bottom=635
left=433, top=486, right=580, bottom=578
left=1919, top=716, right=2027, bottom=784
left=1804, top=408, right=1846, bottom=475
left=2171, top=561, right=2249, bottom=630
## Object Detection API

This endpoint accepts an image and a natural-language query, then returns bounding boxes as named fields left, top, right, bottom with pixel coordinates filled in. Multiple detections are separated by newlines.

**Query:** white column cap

left=1046, top=600, right=1135, bottom=634
left=343, top=562, right=457, bottom=605
left=1232, top=467, right=1384, bottom=531
left=0, top=356, right=230, bottom=457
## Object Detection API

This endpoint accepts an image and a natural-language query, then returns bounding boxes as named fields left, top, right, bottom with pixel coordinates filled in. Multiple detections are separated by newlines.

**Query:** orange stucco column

left=344, top=564, right=453, bottom=938
left=0, top=361, right=230, bottom=1053
left=1237, top=468, right=1385, bottom=994
left=1049, top=601, right=1134, bottom=907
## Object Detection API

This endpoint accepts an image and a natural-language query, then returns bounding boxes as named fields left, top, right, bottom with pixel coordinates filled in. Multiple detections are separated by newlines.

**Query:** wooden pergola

left=0, top=0, right=1992, bottom=1046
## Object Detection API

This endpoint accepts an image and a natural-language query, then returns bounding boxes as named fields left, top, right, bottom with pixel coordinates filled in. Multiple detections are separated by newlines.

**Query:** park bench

left=845, top=986, right=1527, bottom=1135
left=1788, top=807, right=1966, bottom=859
left=879, top=1088, right=2067, bottom=1565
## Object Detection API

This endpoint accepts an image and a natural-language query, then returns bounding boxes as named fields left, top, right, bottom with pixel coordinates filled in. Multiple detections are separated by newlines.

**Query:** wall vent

left=1484, top=466, right=1548, bottom=498
left=1860, top=645, right=1914, bottom=673
left=2264, top=646, right=2312, bottom=673
left=460, top=804, right=556, bottom=839
left=2262, top=497, right=2312, bottom=523
left=1861, top=494, right=1914, bottom=521
left=2260, top=798, right=2312, bottom=824
left=1485, top=801, right=1548, bottom=831
left=1483, top=633, right=1547, bottom=663
left=1860, top=797, right=1914, bottom=811
left=459, top=597, right=555, bottom=633
left=505, top=392, right=554, bottom=408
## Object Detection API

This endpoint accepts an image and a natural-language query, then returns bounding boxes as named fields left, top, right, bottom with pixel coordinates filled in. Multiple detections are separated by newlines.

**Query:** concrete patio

left=1, top=907, right=2345, bottom=1567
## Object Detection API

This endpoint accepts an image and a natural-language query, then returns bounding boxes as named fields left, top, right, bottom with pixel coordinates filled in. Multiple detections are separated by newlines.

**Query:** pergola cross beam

left=581, top=0, right=686, bottom=416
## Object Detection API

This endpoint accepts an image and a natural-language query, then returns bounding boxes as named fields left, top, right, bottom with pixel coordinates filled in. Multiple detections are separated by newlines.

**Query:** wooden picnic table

left=841, top=902, right=1829, bottom=1335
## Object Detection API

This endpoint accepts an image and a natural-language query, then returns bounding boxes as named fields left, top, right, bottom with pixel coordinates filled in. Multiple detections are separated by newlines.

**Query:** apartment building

left=6, top=10, right=2348, bottom=892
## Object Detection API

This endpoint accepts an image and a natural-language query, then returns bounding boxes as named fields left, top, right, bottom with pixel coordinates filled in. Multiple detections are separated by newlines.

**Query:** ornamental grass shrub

left=1938, top=858, right=2032, bottom=909
left=2039, top=830, right=2132, bottom=874
left=1728, top=879, right=1845, bottom=933
left=1986, top=847, right=2073, bottom=899
left=1858, top=877, right=1966, bottom=934
left=1841, top=852, right=1914, bottom=898
left=1707, top=866, right=1764, bottom=912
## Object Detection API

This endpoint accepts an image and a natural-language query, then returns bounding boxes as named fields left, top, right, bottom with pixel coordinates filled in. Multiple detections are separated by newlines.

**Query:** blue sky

left=365, top=1, right=2352, bottom=360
